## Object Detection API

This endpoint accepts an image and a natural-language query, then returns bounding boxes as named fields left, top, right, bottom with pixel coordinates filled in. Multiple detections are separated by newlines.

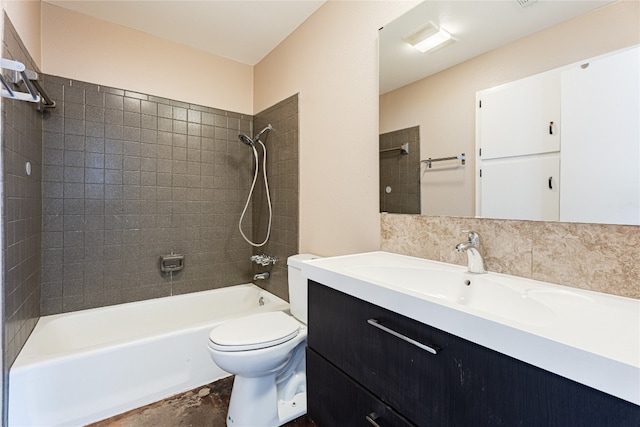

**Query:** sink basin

left=346, top=265, right=556, bottom=327
left=346, top=265, right=463, bottom=300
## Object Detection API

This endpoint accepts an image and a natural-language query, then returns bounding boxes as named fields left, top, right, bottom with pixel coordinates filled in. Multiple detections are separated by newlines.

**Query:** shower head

left=238, top=124, right=272, bottom=147
left=254, top=124, right=273, bottom=142
left=238, top=134, right=255, bottom=147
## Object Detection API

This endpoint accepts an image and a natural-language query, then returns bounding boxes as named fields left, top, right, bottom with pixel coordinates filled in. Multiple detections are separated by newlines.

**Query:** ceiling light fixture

left=404, top=22, right=454, bottom=53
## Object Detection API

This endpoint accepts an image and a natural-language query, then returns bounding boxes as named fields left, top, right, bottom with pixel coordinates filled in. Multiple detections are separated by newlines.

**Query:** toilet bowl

left=207, top=254, right=318, bottom=427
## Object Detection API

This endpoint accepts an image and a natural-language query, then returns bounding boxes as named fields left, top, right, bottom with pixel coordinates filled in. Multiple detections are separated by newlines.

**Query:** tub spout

left=254, top=272, right=270, bottom=280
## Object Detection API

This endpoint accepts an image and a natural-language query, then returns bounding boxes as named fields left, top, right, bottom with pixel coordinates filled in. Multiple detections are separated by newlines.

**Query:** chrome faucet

left=455, top=230, right=487, bottom=274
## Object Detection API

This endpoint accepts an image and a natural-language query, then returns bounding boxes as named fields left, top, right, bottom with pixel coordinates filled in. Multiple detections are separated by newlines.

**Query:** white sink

left=302, top=251, right=640, bottom=406
left=346, top=265, right=556, bottom=327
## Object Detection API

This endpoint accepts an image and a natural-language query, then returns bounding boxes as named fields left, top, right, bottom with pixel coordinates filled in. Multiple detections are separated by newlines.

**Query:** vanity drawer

left=307, top=280, right=640, bottom=427
left=307, top=347, right=414, bottom=427
left=308, top=280, right=458, bottom=425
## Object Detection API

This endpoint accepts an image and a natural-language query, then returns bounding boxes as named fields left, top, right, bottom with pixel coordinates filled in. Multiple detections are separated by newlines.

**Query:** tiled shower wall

left=379, top=126, right=420, bottom=214
left=41, top=76, right=258, bottom=314
left=252, top=95, right=299, bottom=300
left=1, top=14, right=42, bottom=374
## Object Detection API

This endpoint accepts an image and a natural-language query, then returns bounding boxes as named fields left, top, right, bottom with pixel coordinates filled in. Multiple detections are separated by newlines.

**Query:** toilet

left=207, top=254, right=317, bottom=427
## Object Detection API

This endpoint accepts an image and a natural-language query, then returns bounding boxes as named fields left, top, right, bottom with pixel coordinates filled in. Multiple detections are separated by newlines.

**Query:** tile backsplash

left=381, top=214, right=640, bottom=299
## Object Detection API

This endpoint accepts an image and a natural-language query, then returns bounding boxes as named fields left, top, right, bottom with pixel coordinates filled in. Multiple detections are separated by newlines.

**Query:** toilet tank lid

left=287, top=254, right=320, bottom=269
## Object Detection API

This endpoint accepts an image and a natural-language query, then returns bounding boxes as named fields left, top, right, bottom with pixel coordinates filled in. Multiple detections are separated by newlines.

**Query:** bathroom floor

left=88, top=376, right=317, bottom=427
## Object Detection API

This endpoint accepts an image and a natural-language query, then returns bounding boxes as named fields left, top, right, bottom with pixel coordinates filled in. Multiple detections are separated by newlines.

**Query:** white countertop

left=302, top=251, right=640, bottom=406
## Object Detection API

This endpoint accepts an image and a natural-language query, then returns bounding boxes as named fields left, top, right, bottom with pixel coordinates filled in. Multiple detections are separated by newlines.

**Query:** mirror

left=379, top=0, right=639, bottom=225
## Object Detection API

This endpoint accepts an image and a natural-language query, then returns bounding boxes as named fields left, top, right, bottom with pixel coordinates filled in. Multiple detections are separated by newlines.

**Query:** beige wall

left=380, top=1, right=640, bottom=216
left=40, top=2, right=253, bottom=113
left=3, top=0, right=41, bottom=67
left=254, top=1, right=419, bottom=256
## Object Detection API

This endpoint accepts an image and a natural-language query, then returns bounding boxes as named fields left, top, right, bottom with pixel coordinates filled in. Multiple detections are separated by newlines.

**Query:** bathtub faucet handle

left=250, top=254, right=278, bottom=266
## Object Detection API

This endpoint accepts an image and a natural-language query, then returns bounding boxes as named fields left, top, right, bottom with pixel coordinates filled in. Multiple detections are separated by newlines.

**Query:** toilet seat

left=209, top=311, right=300, bottom=351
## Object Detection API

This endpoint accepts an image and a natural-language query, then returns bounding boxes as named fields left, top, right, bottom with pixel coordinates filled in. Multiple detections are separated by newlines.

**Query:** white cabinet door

left=479, top=72, right=561, bottom=160
left=560, top=46, right=640, bottom=225
left=480, top=154, right=560, bottom=221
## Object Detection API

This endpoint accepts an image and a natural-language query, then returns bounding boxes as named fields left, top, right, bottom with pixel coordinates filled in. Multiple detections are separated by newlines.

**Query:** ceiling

left=44, top=0, right=615, bottom=89
left=43, top=0, right=326, bottom=66
left=379, top=0, right=614, bottom=94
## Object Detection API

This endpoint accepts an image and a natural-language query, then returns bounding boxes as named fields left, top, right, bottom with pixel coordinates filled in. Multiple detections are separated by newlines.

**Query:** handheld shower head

left=254, top=124, right=273, bottom=141
left=238, top=134, right=255, bottom=146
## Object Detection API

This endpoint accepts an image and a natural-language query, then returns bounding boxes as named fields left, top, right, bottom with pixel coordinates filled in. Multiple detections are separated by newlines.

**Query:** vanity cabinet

left=306, top=349, right=412, bottom=426
left=307, top=280, right=640, bottom=426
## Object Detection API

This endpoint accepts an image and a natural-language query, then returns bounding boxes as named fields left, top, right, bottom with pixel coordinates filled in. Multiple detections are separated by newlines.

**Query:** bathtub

left=8, top=284, right=290, bottom=427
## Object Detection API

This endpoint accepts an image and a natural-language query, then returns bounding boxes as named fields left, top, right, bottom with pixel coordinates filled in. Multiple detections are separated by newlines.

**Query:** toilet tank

left=287, top=254, right=319, bottom=325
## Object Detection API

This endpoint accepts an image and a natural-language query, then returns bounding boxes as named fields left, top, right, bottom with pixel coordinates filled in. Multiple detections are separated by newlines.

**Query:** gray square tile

left=105, top=170, right=123, bottom=185
left=64, top=135, right=85, bottom=152
left=124, top=97, right=140, bottom=113
left=124, top=111, right=140, bottom=127
left=105, top=124, right=124, bottom=140
left=105, top=139, right=123, bottom=154
left=64, top=85, right=85, bottom=104
left=86, top=121, right=105, bottom=138
left=85, top=153, right=104, bottom=168
left=86, top=90, right=104, bottom=107
left=105, top=108, right=124, bottom=125
left=158, top=103, right=172, bottom=118
left=86, top=137, right=105, bottom=153
left=105, top=154, right=123, bottom=170
left=141, top=100, right=157, bottom=116
left=173, top=106, right=187, bottom=121
left=86, top=105, right=105, bottom=122
left=105, top=93, right=124, bottom=110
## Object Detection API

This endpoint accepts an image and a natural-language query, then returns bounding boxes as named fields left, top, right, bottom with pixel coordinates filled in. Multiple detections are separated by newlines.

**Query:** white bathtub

left=8, top=284, right=290, bottom=427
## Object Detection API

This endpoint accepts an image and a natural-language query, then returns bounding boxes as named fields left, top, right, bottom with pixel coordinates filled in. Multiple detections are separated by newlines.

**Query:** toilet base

left=277, top=391, right=307, bottom=425
left=226, top=375, right=307, bottom=427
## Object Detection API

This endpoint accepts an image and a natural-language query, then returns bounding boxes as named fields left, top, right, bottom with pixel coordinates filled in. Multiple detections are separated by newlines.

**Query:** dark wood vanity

left=306, top=280, right=640, bottom=426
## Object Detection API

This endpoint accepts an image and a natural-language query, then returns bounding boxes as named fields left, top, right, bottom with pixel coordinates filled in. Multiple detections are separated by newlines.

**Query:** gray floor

left=88, top=376, right=316, bottom=427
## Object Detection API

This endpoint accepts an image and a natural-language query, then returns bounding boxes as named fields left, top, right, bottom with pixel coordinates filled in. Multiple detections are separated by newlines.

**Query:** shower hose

left=239, top=139, right=272, bottom=247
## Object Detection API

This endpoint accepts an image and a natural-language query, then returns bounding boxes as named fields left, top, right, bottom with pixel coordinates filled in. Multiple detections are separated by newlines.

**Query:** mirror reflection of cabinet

left=480, top=155, right=560, bottom=221
left=560, top=46, right=639, bottom=225
left=477, top=72, right=561, bottom=221
left=476, top=46, right=639, bottom=225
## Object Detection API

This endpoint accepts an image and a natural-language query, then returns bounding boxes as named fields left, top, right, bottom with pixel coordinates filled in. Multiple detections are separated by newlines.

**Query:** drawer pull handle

left=366, top=412, right=382, bottom=427
left=367, top=319, right=440, bottom=354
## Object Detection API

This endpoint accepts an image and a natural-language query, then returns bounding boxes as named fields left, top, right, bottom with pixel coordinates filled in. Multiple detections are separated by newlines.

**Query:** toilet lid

left=208, top=312, right=300, bottom=351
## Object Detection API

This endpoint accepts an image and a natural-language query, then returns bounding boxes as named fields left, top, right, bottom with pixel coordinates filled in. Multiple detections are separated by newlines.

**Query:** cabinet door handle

left=365, top=412, right=382, bottom=427
left=367, top=319, right=440, bottom=354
